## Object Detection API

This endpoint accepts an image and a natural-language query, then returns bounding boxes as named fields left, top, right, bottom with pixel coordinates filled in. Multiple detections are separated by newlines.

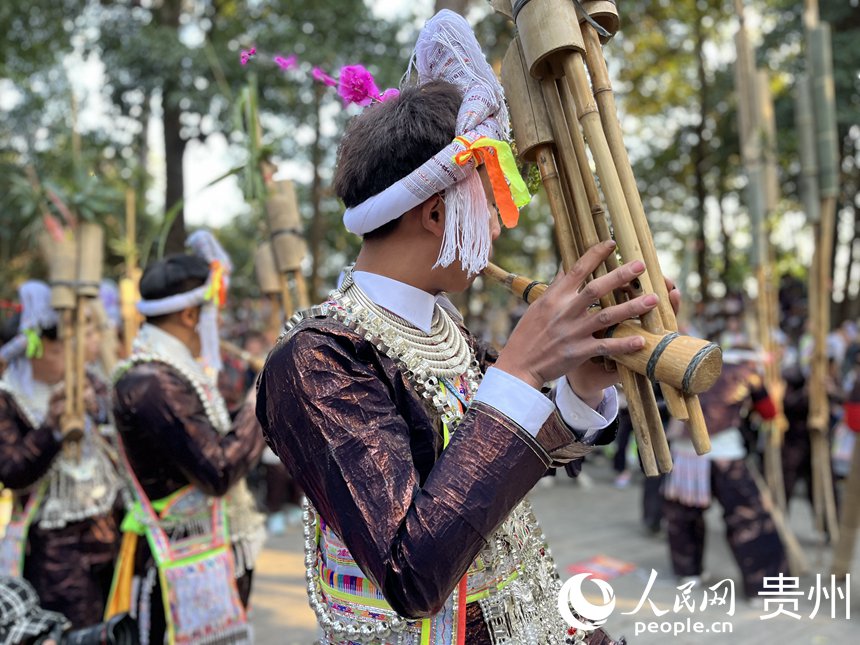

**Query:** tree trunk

left=693, top=9, right=709, bottom=302
left=163, top=86, right=187, bottom=255
left=308, top=85, right=325, bottom=301
left=159, top=1, right=186, bottom=256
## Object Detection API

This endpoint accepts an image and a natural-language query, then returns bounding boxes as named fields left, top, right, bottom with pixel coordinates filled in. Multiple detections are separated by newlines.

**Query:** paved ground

left=249, top=455, right=858, bottom=644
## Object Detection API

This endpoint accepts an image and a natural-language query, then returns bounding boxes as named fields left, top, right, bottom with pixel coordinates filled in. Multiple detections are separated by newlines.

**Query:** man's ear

left=178, top=305, right=201, bottom=330
left=420, top=194, right=446, bottom=237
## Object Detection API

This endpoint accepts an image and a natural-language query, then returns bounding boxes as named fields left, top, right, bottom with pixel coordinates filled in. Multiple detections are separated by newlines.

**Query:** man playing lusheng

left=257, top=11, right=676, bottom=645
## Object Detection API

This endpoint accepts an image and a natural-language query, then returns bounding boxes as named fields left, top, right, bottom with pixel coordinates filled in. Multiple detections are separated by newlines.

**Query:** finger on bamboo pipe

left=482, top=265, right=722, bottom=395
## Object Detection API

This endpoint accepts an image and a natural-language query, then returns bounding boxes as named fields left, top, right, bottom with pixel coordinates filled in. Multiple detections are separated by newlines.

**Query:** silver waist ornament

left=285, top=275, right=572, bottom=645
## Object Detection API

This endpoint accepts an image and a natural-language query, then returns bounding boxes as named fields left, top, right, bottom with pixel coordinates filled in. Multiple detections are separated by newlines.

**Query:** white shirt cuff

left=472, top=367, right=554, bottom=437
left=553, top=377, right=618, bottom=443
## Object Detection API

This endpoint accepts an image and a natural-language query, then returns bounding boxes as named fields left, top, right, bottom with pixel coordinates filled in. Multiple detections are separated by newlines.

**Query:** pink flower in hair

left=379, top=88, right=400, bottom=103
left=337, top=64, right=380, bottom=107
left=273, top=54, right=298, bottom=71
left=312, top=66, right=337, bottom=87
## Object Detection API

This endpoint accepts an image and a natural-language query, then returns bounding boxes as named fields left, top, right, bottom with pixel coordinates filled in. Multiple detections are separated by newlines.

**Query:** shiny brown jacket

left=257, top=316, right=616, bottom=635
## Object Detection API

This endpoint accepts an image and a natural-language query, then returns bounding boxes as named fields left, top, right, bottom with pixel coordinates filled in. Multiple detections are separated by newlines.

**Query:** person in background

left=661, top=347, right=787, bottom=599
left=110, top=233, right=266, bottom=645
left=0, top=282, right=123, bottom=629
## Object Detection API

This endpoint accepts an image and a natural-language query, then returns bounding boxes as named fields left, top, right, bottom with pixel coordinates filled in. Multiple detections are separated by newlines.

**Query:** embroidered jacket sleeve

left=112, top=362, right=266, bottom=500
left=0, top=392, right=61, bottom=489
left=258, top=320, right=600, bottom=619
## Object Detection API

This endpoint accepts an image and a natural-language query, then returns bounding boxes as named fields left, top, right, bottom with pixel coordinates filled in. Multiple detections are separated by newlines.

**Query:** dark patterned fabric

left=23, top=513, right=120, bottom=629
left=112, top=361, right=266, bottom=501
left=257, top=316, right=616, bottom=625
left=0, top=392, right=60, bottom=490
left=663, top=459, right=787, bottom=598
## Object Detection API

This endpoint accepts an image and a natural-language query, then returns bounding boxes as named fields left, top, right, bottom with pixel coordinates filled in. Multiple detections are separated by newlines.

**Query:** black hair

left=139, top=254, right=209, bottom=325
left=333, top=80, right=463, bottom=240
left=0, top=312, right=58, bottom=344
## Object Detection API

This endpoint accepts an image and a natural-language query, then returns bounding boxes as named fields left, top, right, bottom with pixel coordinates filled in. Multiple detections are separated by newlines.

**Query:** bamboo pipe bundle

left=754, top=68, right=790, bottom=512
left=804, top=9, right=841, bottom=541
left=47, top=234, right=81, bottom=447
left=497, top=1, right=718, bottom=467
left=264, top=179, right=311, bottom=316
left=255, top=241, right=287, bottom=336
left=500, top=37, right=663, bottom=475
left=514, top=0, right=700, bottom=429
left=46, top=224, right=104, bottom=453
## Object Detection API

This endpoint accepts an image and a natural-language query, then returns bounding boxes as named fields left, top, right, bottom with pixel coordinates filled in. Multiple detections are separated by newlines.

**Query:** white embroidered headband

left=136, top=230, right=231, bottom=374
left=342, top=10, right=530, bottom=276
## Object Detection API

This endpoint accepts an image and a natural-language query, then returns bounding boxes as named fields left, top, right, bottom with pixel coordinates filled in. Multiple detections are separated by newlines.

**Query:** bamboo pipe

left=556, top=53, right=693, bottom=427
left=502, top=39, right=660, bottom=477
left=543, top=94, right=672, bottom=471
left=580, top=25, right=713, bottom=448
left=501, top=36, right=669, bottom=473
left=531, top=145, right=659, bottom=474
left=220, top=339, right=265, bottom=373
left=554, top=79, right=617, bottom=271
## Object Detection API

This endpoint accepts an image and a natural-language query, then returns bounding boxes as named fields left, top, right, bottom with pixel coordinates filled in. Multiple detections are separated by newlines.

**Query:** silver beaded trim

left=113, top=352, right=231, bottom=434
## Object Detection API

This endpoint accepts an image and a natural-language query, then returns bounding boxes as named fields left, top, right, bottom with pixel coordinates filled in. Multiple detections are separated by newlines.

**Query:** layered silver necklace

left=337, top=270, right=474, bottom=380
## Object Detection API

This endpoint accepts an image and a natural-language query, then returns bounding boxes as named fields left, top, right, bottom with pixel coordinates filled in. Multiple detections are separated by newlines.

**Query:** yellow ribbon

left=452, top=136, right=530, bottom=228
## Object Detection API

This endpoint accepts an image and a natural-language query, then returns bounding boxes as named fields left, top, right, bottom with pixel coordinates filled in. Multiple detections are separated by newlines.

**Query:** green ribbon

left=23, top=329, right=43, bottom=359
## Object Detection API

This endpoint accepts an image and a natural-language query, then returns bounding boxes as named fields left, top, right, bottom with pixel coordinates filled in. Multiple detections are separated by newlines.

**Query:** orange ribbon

left=452, top=136, right=525, bottom=228
left=205, top=261, right=228, bottom=308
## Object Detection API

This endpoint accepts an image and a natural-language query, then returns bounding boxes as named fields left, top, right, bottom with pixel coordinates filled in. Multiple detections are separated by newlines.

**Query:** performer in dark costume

left=258, top=11, right=671, bottom=645
left=110, top=233, right=265, bottom=645
left=0, top=281, right=123, bottom=629
left=662, top=348, right=788, bottom=598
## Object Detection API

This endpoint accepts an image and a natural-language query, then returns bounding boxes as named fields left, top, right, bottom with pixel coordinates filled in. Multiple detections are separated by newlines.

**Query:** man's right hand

left=494, top=240, right=660, bottom=395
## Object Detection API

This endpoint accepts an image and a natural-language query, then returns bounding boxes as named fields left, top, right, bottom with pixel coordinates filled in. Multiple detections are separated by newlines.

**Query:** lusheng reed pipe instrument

left=47, top=223, right=104, bottom=460
left=493, top=0, right=720, bottom=474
